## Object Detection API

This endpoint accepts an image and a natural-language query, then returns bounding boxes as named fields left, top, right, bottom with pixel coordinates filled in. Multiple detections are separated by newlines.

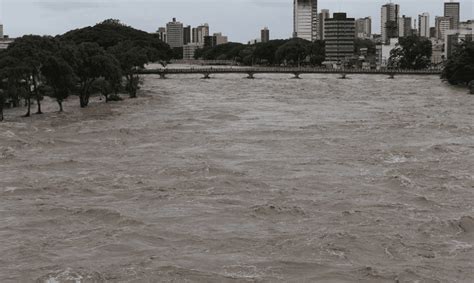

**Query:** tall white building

left=293, top=0, right=318, bottom=41
left=192, top=24, right=209, bottom=45
left=418, top=13, right=430, bottom=38
left=398, top=15, right=412, bottom=37
left=166, top=18, right=184, bottom=48
left=436, top=16, right=453, bottom=40
left=317, top=9, right=330, bottom=40
left=381, top=3, right=400, bottom=43
left=355, top=17, right=372, bottom=39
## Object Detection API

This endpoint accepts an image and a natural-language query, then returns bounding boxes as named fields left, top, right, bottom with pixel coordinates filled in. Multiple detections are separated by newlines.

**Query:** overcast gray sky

left=0, top=0, right=472, bottom=42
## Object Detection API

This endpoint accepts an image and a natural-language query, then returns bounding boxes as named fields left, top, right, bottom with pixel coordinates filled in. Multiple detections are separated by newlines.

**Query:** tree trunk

left=24, top=97, right=31, bottom=117
left=36, top=96, right=42, bottom=114
left=130, top=75, right=139, bottom=98
left=33, top=76, right=42, bottom=114
left=80, top=94, right=87, bottom=108
left=57, top=100, right=63, bottom=112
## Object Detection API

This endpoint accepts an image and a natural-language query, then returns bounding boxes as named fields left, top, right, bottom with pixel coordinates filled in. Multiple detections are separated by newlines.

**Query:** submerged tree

left=7, top=35, right=59, bottom=115
left=275, top=38, right=311, bottom=66
left=70, top=43, right=122, bottom=107
left=389, top=35, right=432, bottom=69
left=442, top=41, right=474, bottom=86
left=41, top=56, right=76, bottom=112
left=109, top=42, right=148, bottom=98
left=109, top=39, right=170, bottom=98
left=307, top=40, right=326, bottom=66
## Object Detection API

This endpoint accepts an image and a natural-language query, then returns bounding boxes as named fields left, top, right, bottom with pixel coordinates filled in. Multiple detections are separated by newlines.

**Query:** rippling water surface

left=0, top=71, right=473, bottom=282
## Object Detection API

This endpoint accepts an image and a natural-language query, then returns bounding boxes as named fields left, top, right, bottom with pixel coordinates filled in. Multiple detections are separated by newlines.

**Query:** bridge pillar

left=340, top=73, right=347, bottom=79
left=202, top=73, right=211, bottom=79
left=388, top=73, right=395, bottom=79
left=293, top=72, right=301, bottom=79
left=159, top=73, right=166, bottom=79
left=247, top=72, right=255, bottom=79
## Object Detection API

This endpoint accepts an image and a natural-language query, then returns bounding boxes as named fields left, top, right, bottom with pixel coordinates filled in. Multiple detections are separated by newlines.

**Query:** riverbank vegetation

left=442, top=41, right=474, bottom=88
left=0, top=19, right=172, bottom=121
left=388, top=35, right=432, bottom=70
left=194, top=38, right=326, bottom=66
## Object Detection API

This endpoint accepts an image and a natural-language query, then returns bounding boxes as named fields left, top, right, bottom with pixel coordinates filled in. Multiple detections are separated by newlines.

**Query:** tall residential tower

left=381, top=3, right=400, bottom=43
left=166, top=18, right=184, bottom=48
left=325, top=13, right=355, bottom=62
left=444, top=1, right=460, bottom=29
left=293, top=0, right=318, bottom=41
left=418, top=13, right=430, bottom=37
left=318, top=9, right=330, bottom=40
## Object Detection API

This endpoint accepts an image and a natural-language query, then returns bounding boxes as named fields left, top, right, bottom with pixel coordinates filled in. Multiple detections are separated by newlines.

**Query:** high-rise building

left=293, top=0, right=318, bottom=41
left=183, top=25, right=192, bottom=45
left=261, top=27, right=270, bottom=43
left=183, top=43, right=201, bottom=60
left=157, top=27, right=167, bottom=43
left=214, top=33, right=228, bottom=45
left=381, top=3, right=400, bottom=43
left=355, top=17, right=372, bottom=39
left=436, top=16, right=453, bottom=40
left=324, top=13, right=355, bottom=62
left=399, top=15, right=412, bottom=37
left=192, top=24, right=209, bottom=45
left=444, top=1, right=460, bottom=30
left=317, top=9, right=330, bottom=40
left=418, top=13, right=430, bottom=37
left=430, top=27, right=437, bottom=38
left=0, top=24, right=3, bottom=39
left=166, top=18, right=184, bottom=48
left=204, top=35, right=217, bottom=48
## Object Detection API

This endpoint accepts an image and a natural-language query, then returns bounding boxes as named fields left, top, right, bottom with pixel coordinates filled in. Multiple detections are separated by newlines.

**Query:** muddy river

left=0, top=72, right=473, bottom=282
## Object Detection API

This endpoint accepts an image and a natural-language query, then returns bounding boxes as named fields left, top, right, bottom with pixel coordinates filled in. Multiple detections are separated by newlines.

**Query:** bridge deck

left=139, top=67, right=442, bottom=76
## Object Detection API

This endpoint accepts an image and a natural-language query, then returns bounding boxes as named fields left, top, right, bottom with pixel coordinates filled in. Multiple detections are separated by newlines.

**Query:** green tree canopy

left=61, top=19, right=158, bottom=49
left=389, top=35, right=432, bottom=70
left=41, top=55, right=76, bottom=112
left=442, top=41, right=474, bottom=86
left=275, top=38, right=311, bottom=66
left=6, top=35, right=59, bottom=115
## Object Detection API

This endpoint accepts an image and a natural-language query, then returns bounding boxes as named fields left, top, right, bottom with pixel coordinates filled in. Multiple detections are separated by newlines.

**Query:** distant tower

left=157, top=27, right=167, bottom=43
left=444, top=1, right=460, bottom=29
left=381, top=2, right=400, bottom=43
left=318, top=9, right=330, bottom=40
left=325, top=13, right=356, bottom=63
left=418, top=13, right=430, bottom=38
left=0, top=24, right=3, bottom=39
left=355, top=17, right=372, bottom=39
left=261, top=27, right=270, bottom=43
left=166, top=18, right=184, bottom=48
left=398, top=15, right=412, bottom=37
left=436, top=16, right=453, bottom=40
left=192, top=23, right=209, bottom=45
left=293, top=0, right=318, bottom=41
left=183, top=25, right=192, bottom=45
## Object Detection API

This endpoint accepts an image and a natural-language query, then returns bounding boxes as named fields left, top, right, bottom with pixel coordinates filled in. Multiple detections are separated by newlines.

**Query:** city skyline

left=0, top=0, right=472, bottom=42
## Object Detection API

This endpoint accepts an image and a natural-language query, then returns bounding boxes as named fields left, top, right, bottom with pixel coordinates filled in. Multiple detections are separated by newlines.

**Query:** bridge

left=139, top=67, right=442, bottom=79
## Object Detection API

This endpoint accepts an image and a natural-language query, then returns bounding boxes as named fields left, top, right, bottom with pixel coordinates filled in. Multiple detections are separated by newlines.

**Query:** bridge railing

left=139, top=67, right=442, bottom=75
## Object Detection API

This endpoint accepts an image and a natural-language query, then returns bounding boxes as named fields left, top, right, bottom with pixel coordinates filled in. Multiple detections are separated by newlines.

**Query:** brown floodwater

left=0, top=72, right=473, bottom=282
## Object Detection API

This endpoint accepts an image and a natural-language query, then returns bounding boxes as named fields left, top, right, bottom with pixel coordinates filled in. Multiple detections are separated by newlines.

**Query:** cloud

left=36, top=1, right=113, bottom=11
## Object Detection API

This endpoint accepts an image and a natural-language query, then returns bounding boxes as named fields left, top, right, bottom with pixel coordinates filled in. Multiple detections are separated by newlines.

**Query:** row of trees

left=0, top=19, right=173, bottom=121
left=388, top=35, right=433, bottom=69
left=194, top=38, right=326, bottom=66
left=442, top=41, right=474, bottom=86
